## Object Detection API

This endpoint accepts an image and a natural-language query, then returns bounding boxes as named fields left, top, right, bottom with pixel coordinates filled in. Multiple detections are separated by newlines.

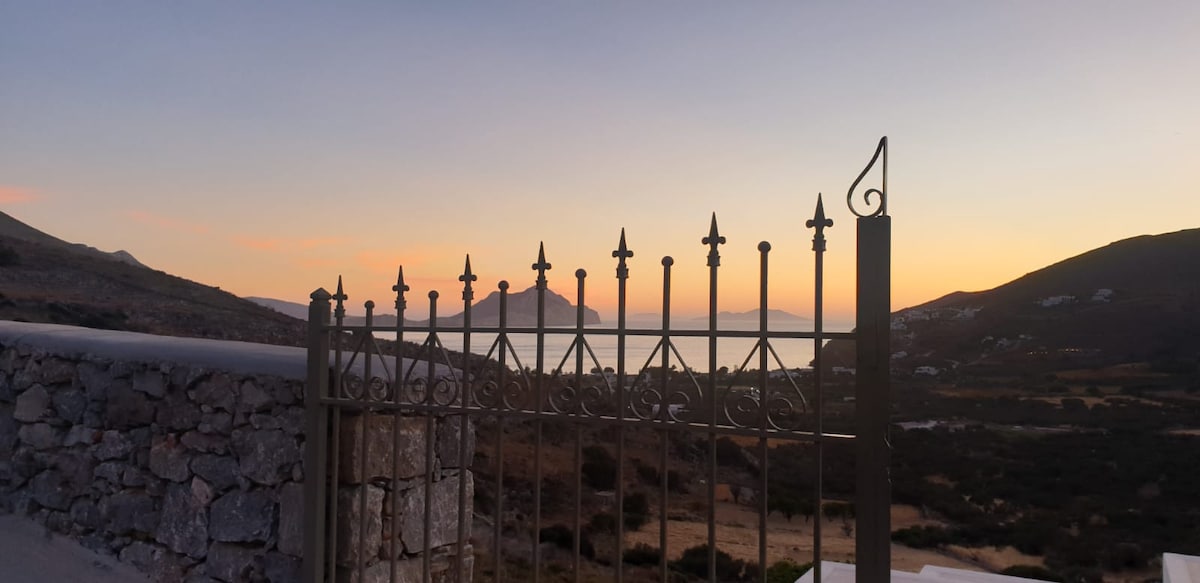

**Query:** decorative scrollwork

left=847, top=136, right=888, bottom=218
left=765, top=392, right=802, bottom=431
left=578, top=384, right=611, bottom=417
left=340, top=373, right=364, bottom=400
left=473, top=379, right=502, bottom=409
left=501, top=379, right=532, bottom=411
left=548, top=382, right=579, bottom=415
left=722, top=387, right=761, bottom=429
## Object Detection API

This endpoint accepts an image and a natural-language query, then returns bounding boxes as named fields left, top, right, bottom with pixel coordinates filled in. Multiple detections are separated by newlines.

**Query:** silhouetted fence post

left=303, top=289, right=332, bottom=583
left=851, top=137, right=891, bottom=583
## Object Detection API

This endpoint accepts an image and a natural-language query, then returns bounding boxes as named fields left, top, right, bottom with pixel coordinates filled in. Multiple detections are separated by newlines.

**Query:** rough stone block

left=132, top=370, right=166, bottom=397
left=191, top=454, right=240, bottom=491
left=30, top=470, right=72, bottom=511
left=233, top=428, right=301, bottom=486
left=277, top=482, right=305, bottom=557
left=158, top=389, right=202, bottom=432
left=150, top=434, right=193, bottom=482
left=338, top=414, right=427, bottom=484
left=190, top=374, right=236, bottom=413
left=104, top=490, right=158, bottom=534
left=264, top=551, right=301, bottom=583
left=94, top=430, right=133, bottom=460
left=206, top=542, right=261, bottom=582
left=13, top=383, right=50, bottom=422
left=436, top=416, right=475, bottom=468
left=119, top=541, right=194, bottom=582
left=63, top=425, right=99, bottom=447
left=238, top=379, right=274, bottom=413
left=39, top=357, right=76, bottom=385
left=181, top=430, right=229, bottom=455
left=18, top=422, right=61, bottom=450
left=77, top=361, right=111, bottom=401
left=105, top=381, right=155, bottom=429
left=52, top=388, right=87, bottom=424
left=157, top=480, right=211, bottom=559
left=210, top=489, right=275, bottom=543
left=398, top=473, right=473, bottom=554
left=335, top=484, right=384, bottom=567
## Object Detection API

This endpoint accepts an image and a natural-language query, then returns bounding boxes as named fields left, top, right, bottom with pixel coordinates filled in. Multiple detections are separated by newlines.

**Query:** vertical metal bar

left=855, top=215, right=891, bottom=583
left=494, top=281, right=510, bottom=583
left=573, top=270, right=588, bottom=583
left=756, top=242, right=770, bottom=583
left=702, top=215, right=725, bottom=583
left=532, top=244, right=551, bottom=583
left=391, top=269, right=408, bottom=583
left=613, top=230, right=632, bottom=583
left=328, top=278, right=348, bottom=583
left=807, top=197, right=832, bottom=583
left=459, top=257, right=476, bottom=583
left=424, top=291, right=439, bottom=583
left=658, top=256, right=673, bottom=583
left=357, top=301, right=376, bottom=583
left=303, top=288, right=331, bottom=583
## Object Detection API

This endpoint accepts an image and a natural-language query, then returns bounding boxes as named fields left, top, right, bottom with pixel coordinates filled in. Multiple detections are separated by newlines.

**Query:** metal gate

left=302, top=138, right=891, bottom=583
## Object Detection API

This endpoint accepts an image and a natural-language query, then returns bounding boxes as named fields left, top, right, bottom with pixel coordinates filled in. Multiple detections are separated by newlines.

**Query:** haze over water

left=382, top=315, right=854, bottom=372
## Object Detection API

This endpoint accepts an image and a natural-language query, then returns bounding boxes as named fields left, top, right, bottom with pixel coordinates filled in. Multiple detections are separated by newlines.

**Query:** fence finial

left=702, top=213, right=725, bottom=268
left=807, top=194, right=834, bottom=252
left=460, top=255, right=477, bottom=301
left=613, top=229, right=633, bottom=280
left=333, top=275, right=348, bottom=320
left=393, top=266, right=409, bottom=311
left=532, top=242, right=552, bottom=289
left=848, top=136, right=888, bottom=218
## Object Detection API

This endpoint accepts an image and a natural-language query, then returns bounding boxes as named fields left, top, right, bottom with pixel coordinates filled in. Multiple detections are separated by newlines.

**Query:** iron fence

left=303, top=138, right=891, bottom=583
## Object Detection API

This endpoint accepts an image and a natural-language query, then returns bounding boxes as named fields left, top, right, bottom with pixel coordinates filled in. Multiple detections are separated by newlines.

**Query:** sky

left=1, top=2, right=1197, bottom=322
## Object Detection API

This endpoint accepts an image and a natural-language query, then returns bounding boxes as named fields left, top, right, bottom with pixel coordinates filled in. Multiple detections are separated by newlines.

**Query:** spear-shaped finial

left=393, top=266, right=409, bottom=311
left=702, top=213, right=725, bottom=268
left=333, top=275, right=348, bottom=320
left=532, top=242, right=552, bottom=289
left=806, top=194, right=834, bottom=252
left=613, top=228, right=633, bottom=280
left=460, top=255, right=477, bottom=301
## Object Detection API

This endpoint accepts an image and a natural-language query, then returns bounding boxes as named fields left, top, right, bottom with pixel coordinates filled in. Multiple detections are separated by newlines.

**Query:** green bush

left=624, top=492, right=650, bottom=531
left=623, top=543, right=661, bottom=567
left=765, top=560, right=811, bottom=583
left=670, top=544, right=753, bottom=582
left=581, top=445, right=617, bottom=490
left=538, top=524, right=594, bottom=559
left=1000, top=565, right=1063, bottom=582
left=588, top=511, right=616, bottom=534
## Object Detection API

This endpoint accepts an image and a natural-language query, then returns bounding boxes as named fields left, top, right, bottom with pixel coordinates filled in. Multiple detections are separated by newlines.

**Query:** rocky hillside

left=0, top=211, right=306, bottom=346
left=826, top=228, right=1200, bottom=374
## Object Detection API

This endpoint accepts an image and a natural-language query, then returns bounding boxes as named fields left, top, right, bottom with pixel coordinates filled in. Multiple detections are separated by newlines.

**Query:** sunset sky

left=2, top=2, right=1197, bottom=321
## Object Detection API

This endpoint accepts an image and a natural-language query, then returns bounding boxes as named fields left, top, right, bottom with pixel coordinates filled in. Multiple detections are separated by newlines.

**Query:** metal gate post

left=854, top=215, right=891, bottom=582
left=303, top=289, right=332, bottom=583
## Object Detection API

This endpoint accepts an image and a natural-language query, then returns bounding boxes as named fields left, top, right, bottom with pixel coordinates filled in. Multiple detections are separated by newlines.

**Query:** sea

left=373, top=315, right=854, bottom=373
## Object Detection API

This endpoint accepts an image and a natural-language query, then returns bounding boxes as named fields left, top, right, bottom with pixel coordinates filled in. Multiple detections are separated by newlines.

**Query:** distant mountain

left=245, top=296, right=311, bottom=320
left=690, top=309, right=811, bottom=324
left=0, top=211, right=305, bottom=345
left=247, top=285, right=601, bottom=328
left=824, top=228, right=1200, bottom=372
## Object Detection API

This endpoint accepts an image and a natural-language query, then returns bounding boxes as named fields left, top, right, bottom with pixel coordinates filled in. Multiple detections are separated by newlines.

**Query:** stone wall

left=0, top=322, right=473, bottom=583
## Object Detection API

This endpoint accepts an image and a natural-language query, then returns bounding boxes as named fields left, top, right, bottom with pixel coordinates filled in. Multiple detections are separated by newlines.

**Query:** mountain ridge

left=0, top=211, right=305, bottom=345
left=825, top=227, right=1200, bottom=372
